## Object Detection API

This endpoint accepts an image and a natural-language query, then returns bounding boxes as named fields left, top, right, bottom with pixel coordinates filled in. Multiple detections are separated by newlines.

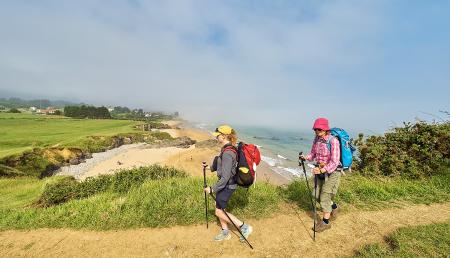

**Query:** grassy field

left=0, top=166, right=282, bottom=230
left=0, top=167, right=448, bottom=231
left=354, top=222, right=450, bottom=257
left=283, top=172, right=450, bottom=211
left=0, top=113, right=141, bottom=158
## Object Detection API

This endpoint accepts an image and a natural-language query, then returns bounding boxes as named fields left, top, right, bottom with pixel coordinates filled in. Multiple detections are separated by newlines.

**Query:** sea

left=192, top=122, right=319, bottom=180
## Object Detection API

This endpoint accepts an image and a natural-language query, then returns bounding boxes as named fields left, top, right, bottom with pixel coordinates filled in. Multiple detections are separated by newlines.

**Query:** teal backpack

left=327, top=128, right=356, bottom=170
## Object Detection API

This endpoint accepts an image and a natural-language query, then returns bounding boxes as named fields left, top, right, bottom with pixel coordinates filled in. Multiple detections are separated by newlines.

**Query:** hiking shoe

left=331, top=206, right=341, bottom=221
left=239, top=224, right=253, bottom=242
left=312, top=222, right=331, bottom=233
left=214, top=231, right=231, bottom=242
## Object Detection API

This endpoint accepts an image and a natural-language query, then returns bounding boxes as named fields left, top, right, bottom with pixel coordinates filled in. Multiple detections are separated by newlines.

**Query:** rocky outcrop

left=195, top=139, right=221, bottom=148
left=146, top=136, right=196, bottom=149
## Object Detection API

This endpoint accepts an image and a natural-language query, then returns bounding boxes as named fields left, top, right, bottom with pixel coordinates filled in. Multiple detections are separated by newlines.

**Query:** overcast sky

left=1, top=0, right=449, bottom=133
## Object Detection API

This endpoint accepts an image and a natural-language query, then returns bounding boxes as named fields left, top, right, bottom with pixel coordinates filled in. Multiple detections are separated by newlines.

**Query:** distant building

left=36, top=107, right=57, bottom=115
left=107, top=107, right=114, bottom=112
left=145, top=113, right=152, bottom=117
left=30, top=107, right=37, bottom=112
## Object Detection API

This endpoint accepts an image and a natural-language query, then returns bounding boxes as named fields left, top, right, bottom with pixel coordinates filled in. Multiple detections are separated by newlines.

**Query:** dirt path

left=1, top=203, right=449, bottom=257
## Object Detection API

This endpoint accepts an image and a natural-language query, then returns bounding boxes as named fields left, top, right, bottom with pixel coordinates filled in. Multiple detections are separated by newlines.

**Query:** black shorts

left=215, top=187, right=235, bottom=209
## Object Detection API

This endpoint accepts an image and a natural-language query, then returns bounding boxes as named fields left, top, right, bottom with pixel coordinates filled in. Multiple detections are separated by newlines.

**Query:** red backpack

left=223, top=142, right=261, bottom=188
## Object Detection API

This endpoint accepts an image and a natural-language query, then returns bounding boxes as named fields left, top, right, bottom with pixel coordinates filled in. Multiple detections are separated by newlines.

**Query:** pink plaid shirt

left=305, top=134, right=340, bottom=173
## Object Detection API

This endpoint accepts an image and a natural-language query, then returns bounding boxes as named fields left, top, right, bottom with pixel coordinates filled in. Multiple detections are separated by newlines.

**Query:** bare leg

left=215, top=208, right=243, bottom=229
left=323, top=211, right=331, bottom=220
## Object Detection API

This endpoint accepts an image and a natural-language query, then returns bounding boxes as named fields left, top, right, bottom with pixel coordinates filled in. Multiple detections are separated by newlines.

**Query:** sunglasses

left=314, top=128, right=324, bottom=132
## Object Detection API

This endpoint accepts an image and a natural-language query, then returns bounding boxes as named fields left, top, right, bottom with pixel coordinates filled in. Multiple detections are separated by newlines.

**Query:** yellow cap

left=212, top=125, right=234, bottom=137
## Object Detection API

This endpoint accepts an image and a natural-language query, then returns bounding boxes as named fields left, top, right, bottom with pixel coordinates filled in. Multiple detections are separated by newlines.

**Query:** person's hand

left=312, top=167, right=321, bottom=174
left=203, top=187, right=212, bottom=194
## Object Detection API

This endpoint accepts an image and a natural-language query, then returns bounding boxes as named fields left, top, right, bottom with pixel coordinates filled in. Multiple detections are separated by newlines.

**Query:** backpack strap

left=326, top=135, right=334, bottom=151
left=221, top=146, right=237, bottom=158
left=220, top=145, right=238, bottom=187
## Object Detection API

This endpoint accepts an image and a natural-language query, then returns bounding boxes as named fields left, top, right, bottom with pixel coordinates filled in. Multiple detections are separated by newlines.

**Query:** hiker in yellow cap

left=204, top=125, right=253, bottom=242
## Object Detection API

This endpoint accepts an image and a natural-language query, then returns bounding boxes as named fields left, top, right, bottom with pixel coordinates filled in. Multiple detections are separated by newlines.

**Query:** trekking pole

left=208, top=193, right=254, bottom=249
left=202, top=162, right=208, bottom=229
left=299, top=152, right=315, bottom=212
left=299, top=152, right=316, bottom=241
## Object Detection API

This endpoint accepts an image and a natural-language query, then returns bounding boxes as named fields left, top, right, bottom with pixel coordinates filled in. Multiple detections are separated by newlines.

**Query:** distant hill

left=0, top=97, right=81, bottom=109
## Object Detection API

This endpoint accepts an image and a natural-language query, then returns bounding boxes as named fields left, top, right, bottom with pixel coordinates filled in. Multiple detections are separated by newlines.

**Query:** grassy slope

left=0, top=113, right=141, bottom=158
left=283, top=172, right=450, bottom=211
left=354, top=222, right=450, bottom=257
left=0, top=171, right=448, bottom=231
left=0, top=176, right=281, bottom=230
left=0, top=177, right=47, bottom=210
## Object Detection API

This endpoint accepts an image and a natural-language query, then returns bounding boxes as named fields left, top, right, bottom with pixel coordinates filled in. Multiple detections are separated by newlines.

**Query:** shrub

left=35, top=165, right=187, bottom=207
left=353, top=121, right=450, bottom=179
left=8, top=108, right=21, bottom=113
left=37, top=176, right=78, bottom=206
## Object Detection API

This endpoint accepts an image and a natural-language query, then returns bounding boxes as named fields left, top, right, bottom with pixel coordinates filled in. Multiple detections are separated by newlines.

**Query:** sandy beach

left=79, top=146, right=194, bottom=180
left=58, top=120, right=291, bottom=185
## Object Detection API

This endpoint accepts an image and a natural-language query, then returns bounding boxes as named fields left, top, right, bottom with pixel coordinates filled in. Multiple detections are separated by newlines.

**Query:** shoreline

left=163, top=120, right=293, bottom=186
left=56, top=119, right=294, bottom=186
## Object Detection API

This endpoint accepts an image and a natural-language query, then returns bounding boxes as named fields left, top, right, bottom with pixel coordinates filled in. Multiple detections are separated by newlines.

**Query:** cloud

left=0, top=0, right=448, bottom=133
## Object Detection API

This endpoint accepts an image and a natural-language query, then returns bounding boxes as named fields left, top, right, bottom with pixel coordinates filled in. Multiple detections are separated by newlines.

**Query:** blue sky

left=0, top=0, right=449, bottom=133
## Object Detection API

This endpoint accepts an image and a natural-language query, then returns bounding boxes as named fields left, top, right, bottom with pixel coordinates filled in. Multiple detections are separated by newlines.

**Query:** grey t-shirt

left=212, top=146, right=238, bottom=193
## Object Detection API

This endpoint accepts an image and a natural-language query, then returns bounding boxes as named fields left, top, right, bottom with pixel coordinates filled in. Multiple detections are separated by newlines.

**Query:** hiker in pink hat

left=300, top=118, right=341, bottom=233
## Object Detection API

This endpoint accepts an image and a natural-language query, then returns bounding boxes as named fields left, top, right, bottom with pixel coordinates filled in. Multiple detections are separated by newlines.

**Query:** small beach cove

left=55, top=121, right=293, bottom=186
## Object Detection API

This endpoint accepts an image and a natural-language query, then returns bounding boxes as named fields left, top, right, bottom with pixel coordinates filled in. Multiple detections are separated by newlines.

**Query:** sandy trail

left=1, top=203, right=448, bottom=257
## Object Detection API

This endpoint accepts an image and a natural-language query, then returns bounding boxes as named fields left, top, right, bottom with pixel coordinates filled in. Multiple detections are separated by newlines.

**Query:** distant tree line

left=0, top=97, right=78, bottom=109
left=64, top=105, right=111, bottom=119
left=111, top=106, right=131, bottom=114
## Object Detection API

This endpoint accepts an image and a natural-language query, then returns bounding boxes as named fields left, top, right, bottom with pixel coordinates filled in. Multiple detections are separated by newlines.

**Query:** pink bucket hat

left=313, top=118, right=330, bottom=131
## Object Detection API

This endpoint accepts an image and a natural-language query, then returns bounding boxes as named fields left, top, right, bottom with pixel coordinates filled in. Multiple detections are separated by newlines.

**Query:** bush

left=35, top=165, right=188, bottom=207
left=37, top=176, right=78, bottom=206
left=353, top=121, right=450, bottom=179
left=8, top=108, right=21, bottom=113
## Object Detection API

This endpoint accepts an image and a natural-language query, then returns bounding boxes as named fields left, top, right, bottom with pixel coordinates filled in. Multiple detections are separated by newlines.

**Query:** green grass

left=354, top=222, right=450, bottom=257
left=0, top=176, right=281, bottom=230
left=36, top=165, right=188, bottom=207
left=0, top=113, right=141, bottom=158
left=282, top=173, right=450, bottom=211
left=1, top=168, right=448, bottom=231
left=0, top=177, right=60, bottom=210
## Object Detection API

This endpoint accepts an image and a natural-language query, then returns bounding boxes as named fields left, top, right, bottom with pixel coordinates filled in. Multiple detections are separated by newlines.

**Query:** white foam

left=261, top=155, right=278, bottom=167
left=277, top=154, right=288, bottom=160
left=274, top=165, right=313, bottom=178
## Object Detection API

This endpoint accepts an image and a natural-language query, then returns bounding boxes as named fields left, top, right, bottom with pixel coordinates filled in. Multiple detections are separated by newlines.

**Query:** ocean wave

left=261, top=155, right=278, bottom=167
left=253, top=136, right=280, bottom=141
left=277, top=154, right=288, bottom=160
left=272, top=165, right=312, bottom=178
